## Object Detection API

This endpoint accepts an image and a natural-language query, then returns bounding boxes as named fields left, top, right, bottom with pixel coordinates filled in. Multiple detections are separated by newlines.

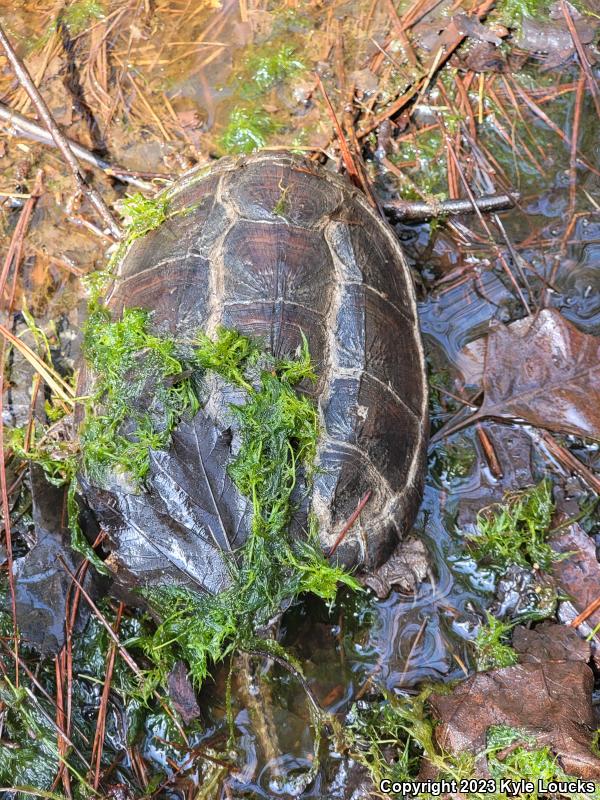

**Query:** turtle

left=80, top=150, right=429, bottom=597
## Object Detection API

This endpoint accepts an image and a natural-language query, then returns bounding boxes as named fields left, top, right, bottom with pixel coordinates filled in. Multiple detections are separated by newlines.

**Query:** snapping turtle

left=81, top=150, right=428, bottom=595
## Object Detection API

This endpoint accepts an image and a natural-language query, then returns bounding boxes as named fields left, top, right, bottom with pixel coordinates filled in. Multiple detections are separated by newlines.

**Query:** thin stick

left=314, top=73, right=362, bottom=188
left=0, top=102, right=157, bottom=190
left=0, top=24, right=122, bottom=239
left=382, top=193, right=517, bottom=221
left=0, top=323, right=75, bottom=404
left=328, top=490, right=372, bottom=558
left=560, top=0, right=600, bottom=119
left=570, top=596, right=600, bottom=629
left=92, top=602, right=124, bottom=789
left=0, top=170, right=43, bottom=309
left=57, top=557, right=189, bottom=743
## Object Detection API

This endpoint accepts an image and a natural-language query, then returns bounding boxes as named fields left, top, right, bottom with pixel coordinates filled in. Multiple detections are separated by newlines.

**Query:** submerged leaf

left=436, top=310, right=600, bottom=441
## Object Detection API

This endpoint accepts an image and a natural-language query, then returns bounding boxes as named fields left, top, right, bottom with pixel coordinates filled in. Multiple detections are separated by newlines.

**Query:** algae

left=61, top=0, right=105, bottom=35
left=242, top=44, right=304, bottom=95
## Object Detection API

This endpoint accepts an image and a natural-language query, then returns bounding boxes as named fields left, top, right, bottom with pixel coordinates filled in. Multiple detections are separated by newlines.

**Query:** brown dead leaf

left=429, top=623, right=600, bottom=780
left=167, top=661, right=202, bottom=724
left=552, top=523, right=600, bottom=630
left=436, top=310, right=600, bottom=442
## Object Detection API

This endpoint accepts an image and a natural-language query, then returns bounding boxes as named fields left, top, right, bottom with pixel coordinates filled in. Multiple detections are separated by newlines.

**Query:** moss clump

left=467, top=481, right=558, bottom=572
left=474, top=614, right=518, bottom=671
left=219, top=106, right=280, bottom=154
left=62, top=0, right=105, bottom=35
left=243, top=45, right=304, bottom=95
left=118, top=192, right=169, bottom=242
left=486, top=726, right=598, bottom=800
left=140, top=328, right=360, bottom=687
left=80, top=306, right=198, bottom=486
left=347, top=689, right=477, bottom=797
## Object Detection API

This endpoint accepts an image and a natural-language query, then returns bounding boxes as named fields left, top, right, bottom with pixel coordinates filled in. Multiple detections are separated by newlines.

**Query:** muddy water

left=0, top=0, right=599, bottom=796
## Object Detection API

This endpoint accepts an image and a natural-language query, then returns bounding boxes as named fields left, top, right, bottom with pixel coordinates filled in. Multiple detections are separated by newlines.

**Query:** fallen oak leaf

left=432, top=309, right=600, bottom=443
left=428, top=623, right=600, bottom=781
left=552, top=523, right=600, bottom=631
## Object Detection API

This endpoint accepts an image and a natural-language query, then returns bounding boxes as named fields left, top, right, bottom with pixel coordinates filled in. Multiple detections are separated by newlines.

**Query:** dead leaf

left=429, top=622, right=600, bottom=780
left=14, top=466, right=91, bottom=654
left=436, top=310, right=600, bottom=442
left=85, top=410, right=252, bottom=597
left=512, top=619, right=590, bottom=663
left=167, top=661, right=202, bottom=723
left=552, top=523, right=600, bottom=630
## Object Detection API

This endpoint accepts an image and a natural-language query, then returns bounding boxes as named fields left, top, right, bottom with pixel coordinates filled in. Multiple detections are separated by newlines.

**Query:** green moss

left=486, top=726, right=598, bottom=799
left=7, top=425, right=76, bottom=488
left=119, top=192, right=169, bottom=241
left=242, top=45, right=304, bottom=95
left=62, top=0, right=105, bottom=34
left=219, top=106, right=280, bottom=154
left=467, top=481, right=558, bottom=572
left=347, top=688, right=477, bottom=797
left=139, top=328, right=360, bottom=687
left=80, top=306, right=199, bottom=486
left=474, top=613, right=518, bottom=671
left=0, top=680, right=59, bottom=794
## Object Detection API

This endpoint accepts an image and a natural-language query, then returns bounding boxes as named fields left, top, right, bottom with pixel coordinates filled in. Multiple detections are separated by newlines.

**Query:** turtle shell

left=86, top=151, right=428, bottom=594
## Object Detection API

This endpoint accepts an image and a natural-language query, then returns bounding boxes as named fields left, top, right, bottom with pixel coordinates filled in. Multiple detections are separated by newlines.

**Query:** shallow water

left=0, top=0, right=599, bottom=796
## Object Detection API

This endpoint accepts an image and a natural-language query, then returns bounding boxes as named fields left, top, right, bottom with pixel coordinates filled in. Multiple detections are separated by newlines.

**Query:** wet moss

left=242, top=45, right=304, bottom=95
left=466, top=481, right=558, bottom=572
left=80, top=306, right=199, bottom=486
left=473, top=613, right=518, bottom=671
left=62, top=0, right=106, bottom=35
left=486, top=726, right=599, bottom=800
left=219, top=106, right=281, bottom=154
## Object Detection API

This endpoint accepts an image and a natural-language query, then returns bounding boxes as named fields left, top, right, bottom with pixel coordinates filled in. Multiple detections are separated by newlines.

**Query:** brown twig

left=57, top=557, right=189, bottom=743
left=444, top=139, right=531, bottom=314
left=0, top=24, right=122, bottom=239
left=0, top=170, right=43, bottom=310
left=560, top=0, right=600, bottom=119
left=328, top=490, right=372, bottom=558
left=357, top=0, right=496, bottom=138
left=566, top=71, right=586, bottom=231
left=315, top=74, right=363, bottom=189
left=536, top=430, right=600, bottom=495
left=570, top=596, right=600, bottom=629
left=382, top=192, right=517, bottom=221
left=476, top=424, right=503, bottom=478
left=0, top=102, right=157, bottom=190
left=92, top=602, right=124, bottom=789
